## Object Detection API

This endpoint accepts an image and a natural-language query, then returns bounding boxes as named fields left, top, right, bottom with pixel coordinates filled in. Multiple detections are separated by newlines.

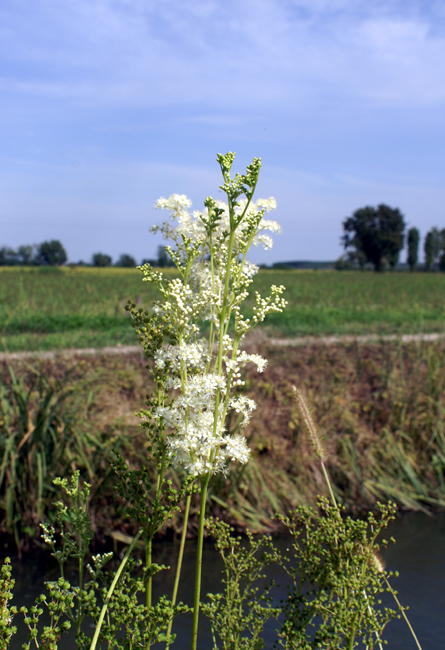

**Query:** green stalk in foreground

left=164, top=494, right=192, bottom=648
left=191, top=476, right=210, bottom=650
left=89, top=529, right=143, bottom=650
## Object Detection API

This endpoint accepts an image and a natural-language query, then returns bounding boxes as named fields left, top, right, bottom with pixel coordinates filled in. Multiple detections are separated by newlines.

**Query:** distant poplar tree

left=407, top=227, right=420, bottom=271
left=424, top=228, right=441, bottom=271
left=439, top=228, right=445, bottom=272
left=157, top=245, right=174, bottom=267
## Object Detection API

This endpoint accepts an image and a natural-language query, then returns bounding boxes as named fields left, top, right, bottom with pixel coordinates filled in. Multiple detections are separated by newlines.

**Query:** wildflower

left=140, top=153, right=285, bottom=478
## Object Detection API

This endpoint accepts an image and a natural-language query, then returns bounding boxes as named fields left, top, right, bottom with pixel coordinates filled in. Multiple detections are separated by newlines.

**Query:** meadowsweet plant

left=127, top=151, right=287, bottom=648
left=0, top=152, right=424, bottom=650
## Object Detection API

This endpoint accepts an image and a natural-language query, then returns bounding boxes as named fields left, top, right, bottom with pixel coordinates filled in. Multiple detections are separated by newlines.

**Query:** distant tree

left=141, top=258, right=157, bottom=266
left=406, top=227, right=420, bottom=271
left=0, top=247, right=18, bottom=265
left=35, top=240, right=67, bottom=266
left=345, top=249, right=367, bottom=270
left=115, top=253, right=136, bottom=268
left=439, top=228, right=445, bottom=272
left=342, top=204, right=405, bottom=272
left=18, top=245, right=35, bottom=265
left=157, top=245, right=173, bottom=268
left=272, top=262, right=292, bottom=270
left=333, top=256, right=353, bottom=271
left=424, top=227, right=442, bottom=271
left=92, top=252, right=112, bottom=267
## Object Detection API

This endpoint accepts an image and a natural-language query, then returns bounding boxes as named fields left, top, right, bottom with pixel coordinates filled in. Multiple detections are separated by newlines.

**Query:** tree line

left=0, top=241, right=175, bottom=268
left=2, top=209, right=444, bottom=272
left=338, top=204, right=445, bottom=271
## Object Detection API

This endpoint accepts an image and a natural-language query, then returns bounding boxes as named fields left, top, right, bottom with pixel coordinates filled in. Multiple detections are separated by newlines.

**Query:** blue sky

left=1, top=0, right=445, bottom=264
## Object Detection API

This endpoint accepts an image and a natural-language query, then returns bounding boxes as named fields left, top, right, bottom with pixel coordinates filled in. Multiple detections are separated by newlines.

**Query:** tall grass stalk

left=293, top=386, right=424, bottom=650
left=164, top=493, right=191, bottom=648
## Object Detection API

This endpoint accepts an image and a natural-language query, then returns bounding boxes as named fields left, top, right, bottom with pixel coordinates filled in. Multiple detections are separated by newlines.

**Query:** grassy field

left=0, top=266, right=444, bottom=351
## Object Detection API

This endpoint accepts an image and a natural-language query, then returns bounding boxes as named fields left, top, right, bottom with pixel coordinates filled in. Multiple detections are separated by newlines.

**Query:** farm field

left=0, top=266, right=444, bottom=351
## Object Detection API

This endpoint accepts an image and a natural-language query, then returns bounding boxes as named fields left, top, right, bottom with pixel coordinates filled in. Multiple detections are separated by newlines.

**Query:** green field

left=0, top=266, right=444, bottom=351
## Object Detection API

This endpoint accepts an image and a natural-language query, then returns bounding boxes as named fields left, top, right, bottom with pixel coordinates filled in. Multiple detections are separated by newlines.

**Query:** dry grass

left=1, top=339, right=444, bottom=546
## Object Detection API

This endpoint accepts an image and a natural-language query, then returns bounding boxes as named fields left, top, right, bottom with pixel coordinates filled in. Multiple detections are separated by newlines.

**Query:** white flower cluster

left=140, top=156, right=286, bottom=479
left=154, top=341, right=209, bottom=373
left=154, top=193, right=280, bottom=260
left=224, top=346, right=268, bottom=387
left=155, top=373, right=250, bottom=477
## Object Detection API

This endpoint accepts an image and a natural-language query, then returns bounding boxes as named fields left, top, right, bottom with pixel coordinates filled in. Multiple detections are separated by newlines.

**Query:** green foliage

left=0, top=363, right=81, bottom=542
left=35, top=241, right=68, bottom=267
left=0, top=360, right=124, bottom=546
left=333, top=256, right=353, bottom=271
left=10, top=472, right=188, bottom=650
left=157, top=245, right=174, bottom=267
left=277, top=499, right=399, bottom=649
left=113, top=453, right=195, bottom=543
left=424, top=227, right=445, bottom=271
left=203, top=519, right=280, bottom=650
left=343, top=205, right=405, bottom=272
left=115, top=254, right=136, bottom=268
left=0, top=559, right=17, bottom=649
left=0, top=246, right=36, bottom=267
left=92, top=252, right=112, bottom=267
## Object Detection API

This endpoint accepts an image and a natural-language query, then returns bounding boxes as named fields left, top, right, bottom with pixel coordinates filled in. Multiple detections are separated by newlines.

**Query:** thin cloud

left=1, top=0, right=445, bottom=110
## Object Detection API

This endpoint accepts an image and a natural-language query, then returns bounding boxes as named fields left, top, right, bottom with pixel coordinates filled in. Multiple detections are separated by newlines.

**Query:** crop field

left=0, top=266, right=444, bottom=351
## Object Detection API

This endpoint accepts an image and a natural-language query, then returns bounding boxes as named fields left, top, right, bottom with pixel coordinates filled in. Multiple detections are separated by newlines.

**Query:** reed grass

left=1, top=339, right=444, bottom=544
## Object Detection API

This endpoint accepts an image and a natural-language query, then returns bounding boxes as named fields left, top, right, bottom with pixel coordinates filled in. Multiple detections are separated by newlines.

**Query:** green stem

left=321, top=460, right=337, bottom=509
left=145, top=536, right=153, bottom=650
left=89, top=529, right=143, bottom=650
left=164, top=494, right=192, bottom=648
left=77, top=551, right=84, bottom=635
left=146, top=538, right=152, bottom=610
left=363, top=590, right=384, bottom=650
left=347, top=625, right=356, bottom=650
left=191, top=476, right=210, bottom=650
left=385, top=578, right=423, bottom=650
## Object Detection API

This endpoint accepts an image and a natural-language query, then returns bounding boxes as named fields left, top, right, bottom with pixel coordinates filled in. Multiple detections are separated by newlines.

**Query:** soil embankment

left=1, top=335, right=445, bottom=544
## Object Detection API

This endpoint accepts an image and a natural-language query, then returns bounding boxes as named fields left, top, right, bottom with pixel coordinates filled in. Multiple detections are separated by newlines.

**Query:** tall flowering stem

left=139, top=152, right=287, bottom=648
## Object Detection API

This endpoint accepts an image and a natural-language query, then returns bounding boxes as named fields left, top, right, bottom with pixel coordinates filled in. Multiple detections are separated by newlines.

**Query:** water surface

left=7, top=511, right=445, bottom=649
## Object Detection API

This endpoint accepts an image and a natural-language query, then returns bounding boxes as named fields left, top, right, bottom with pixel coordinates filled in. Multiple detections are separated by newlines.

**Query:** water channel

left=6, top=511, right=445, bottom=649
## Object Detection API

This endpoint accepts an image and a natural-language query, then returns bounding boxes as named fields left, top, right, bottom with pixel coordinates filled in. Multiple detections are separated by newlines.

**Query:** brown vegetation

left=1, top=338, right=444, bottom=547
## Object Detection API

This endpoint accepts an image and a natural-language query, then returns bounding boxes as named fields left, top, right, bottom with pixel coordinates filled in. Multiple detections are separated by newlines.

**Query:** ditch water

left=7, top=511, right=445, bottom=649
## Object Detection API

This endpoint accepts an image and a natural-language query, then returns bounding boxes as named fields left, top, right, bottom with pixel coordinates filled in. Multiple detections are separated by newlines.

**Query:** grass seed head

left=292, top=385, right=327, bottom=462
